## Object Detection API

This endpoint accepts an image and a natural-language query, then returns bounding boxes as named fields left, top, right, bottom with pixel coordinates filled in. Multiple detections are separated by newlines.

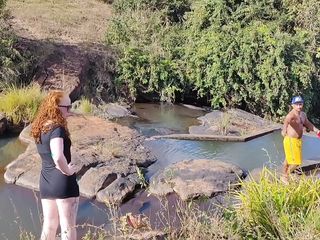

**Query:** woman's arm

left=50, top=137, right=75, bottom=176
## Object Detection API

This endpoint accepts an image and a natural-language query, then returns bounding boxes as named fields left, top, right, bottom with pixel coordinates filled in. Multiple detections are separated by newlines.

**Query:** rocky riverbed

left=4, top=115, right=156, bottom=205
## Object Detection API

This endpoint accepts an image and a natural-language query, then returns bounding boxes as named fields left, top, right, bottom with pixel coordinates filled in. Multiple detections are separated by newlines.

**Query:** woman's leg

left=40, top=199, right=59, bottom=240
left=56, top=197, right=79, bottom=240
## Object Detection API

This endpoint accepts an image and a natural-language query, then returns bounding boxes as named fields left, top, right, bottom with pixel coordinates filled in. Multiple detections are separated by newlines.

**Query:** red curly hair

left=31, top=90, right=69, bottom=143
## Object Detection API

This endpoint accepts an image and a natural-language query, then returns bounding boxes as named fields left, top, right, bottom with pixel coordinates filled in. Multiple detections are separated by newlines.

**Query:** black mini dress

left=36, top=126, right=79, bottom=199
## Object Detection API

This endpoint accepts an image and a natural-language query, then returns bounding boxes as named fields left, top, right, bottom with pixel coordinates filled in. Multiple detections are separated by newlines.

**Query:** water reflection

left=0, top=184, right=110, bottom=239
left=115, top=103, right=205, bottom=136
left=0, top=137, right=27, bottom=185
left=114, top=103, right=320, bottom=178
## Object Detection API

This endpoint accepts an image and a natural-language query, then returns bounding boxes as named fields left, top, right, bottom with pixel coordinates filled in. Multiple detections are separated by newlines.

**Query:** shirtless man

left=282, top=96, right=320, bottom=181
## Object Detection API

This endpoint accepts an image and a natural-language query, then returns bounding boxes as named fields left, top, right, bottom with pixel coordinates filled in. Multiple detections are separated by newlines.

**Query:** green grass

left=0, top=84, right=45, bottom=124
left=232, top=168, right=320, bottom=239
left=218, top=112, right=232, bottom=135
left=76, top=98, right=94, bottom=114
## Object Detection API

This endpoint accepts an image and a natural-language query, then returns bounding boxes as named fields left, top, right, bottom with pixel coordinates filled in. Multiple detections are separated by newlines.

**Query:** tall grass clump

left=233, top=168, right=320, bottom=239
left=77, top=98, right=94, bottom=114
left=166, top=201, right=239, bottom=240
left=0, top=85, right=45, bottom=125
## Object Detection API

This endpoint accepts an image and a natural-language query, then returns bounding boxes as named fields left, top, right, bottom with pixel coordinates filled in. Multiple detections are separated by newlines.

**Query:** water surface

left=2, top=103, right=320, bottom=238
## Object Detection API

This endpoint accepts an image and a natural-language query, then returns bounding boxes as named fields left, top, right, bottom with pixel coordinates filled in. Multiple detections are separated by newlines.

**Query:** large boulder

left=90, top=102, right=134, bottom=120
left=5, top=116, right=156, bottom=205
left=19, top=124, right=33, bottom=144
left=149, top=159, right=245, bottom=201
left=189, top=108, right=281, bottom=136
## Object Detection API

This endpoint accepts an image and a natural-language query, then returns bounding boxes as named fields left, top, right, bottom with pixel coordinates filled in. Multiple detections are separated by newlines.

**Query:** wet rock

left=189, top=108, right=281, bottom=136
left=4, top=144, right=40, bottom=189
left=5, top=116, right=156, bottom=205
left=153, top=127, right=176, bottom=135
left=0, top=113, right=7, bottom=136
left=149, top=159, right=244, bottom=201
left=180, top=104, right=205, bottom=111
left=19, top=124, right=33, bottom=144
left=96, top=174, right=139, bottom=205
left=189, top=125, right=219, bottom=135
left=95, top=103, right=132, bottom=119
left=78, top=166, right=117, bottom=199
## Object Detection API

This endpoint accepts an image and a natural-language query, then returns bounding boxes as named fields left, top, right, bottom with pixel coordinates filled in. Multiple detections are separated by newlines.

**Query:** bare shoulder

left=300, top=111, right=307, bottom=118
left=285, top=111, right=294, bottom=121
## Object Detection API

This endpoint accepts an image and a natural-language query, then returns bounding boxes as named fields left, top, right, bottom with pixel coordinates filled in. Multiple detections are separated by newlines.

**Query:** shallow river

left=1, top=103, right=320, bottom=238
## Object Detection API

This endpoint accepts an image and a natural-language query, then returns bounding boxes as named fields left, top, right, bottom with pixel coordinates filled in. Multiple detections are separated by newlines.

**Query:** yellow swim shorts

left=283, top=136, right=302, bottom=165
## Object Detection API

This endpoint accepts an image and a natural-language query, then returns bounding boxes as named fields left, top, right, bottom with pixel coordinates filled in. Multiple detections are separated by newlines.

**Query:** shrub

left=183, top=0, right=318, bottom=119
left=106, top=6, right=187, bottom=102
left=0, top=1, right=34, bottom=90
left=0, top=85, right=45, bottom=125
left=112, top=0, right=191, bottom=23
left=106, top=0, right=320, bottom=120
left=76, top=98, right=94, bottom=114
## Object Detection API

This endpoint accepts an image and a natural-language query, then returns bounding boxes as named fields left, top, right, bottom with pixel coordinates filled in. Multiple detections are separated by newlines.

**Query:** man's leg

left=288, top=164, right=299, bottom=175
left=283, top=160, right=289, bottom=177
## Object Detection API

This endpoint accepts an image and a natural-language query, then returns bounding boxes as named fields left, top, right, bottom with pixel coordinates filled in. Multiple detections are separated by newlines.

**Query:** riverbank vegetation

left=0, top=0, right=34, bottom=90
left=1, top=0, right=320, bottom=238
left=0, top=84, right=44, bottom=124
left=83, top=169, right=320, bottom=239
left=17, top=169, right=320, bottom=239
left=106, top=0, right=320, bottom=121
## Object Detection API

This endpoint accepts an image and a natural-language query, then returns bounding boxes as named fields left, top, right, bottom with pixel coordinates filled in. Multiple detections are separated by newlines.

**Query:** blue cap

left=291, top=96, right=304, bottom=104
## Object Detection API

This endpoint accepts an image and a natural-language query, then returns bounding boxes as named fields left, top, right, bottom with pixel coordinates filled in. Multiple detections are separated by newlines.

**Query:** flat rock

left=149, top=159, right=245, bottom=201
left=5, top=115, right=156, bottom=205
left=189, top=108, right=281, bottom=136
left=95, top=103, right=132, bottom=119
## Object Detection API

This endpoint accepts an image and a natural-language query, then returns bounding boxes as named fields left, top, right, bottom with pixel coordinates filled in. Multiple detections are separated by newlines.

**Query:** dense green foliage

left=107, top=0, right=320, bottom=119
left=0, top=0, right=33, bottom=90
left=106, top=0, right=190, bottom=102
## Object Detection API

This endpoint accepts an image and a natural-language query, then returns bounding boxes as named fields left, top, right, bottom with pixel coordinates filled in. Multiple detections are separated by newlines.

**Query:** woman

left=31, top=90, right=79, bottom=240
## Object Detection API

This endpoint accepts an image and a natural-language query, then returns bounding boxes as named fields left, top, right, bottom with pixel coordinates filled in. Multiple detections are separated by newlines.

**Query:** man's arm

left=304, top=117, right=320, bottom=134
left=282, top=115, right=291, bottom=137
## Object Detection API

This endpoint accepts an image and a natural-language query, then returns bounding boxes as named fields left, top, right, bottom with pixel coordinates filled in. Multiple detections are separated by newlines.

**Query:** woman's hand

left=67, top=162, right=77, bottom=176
